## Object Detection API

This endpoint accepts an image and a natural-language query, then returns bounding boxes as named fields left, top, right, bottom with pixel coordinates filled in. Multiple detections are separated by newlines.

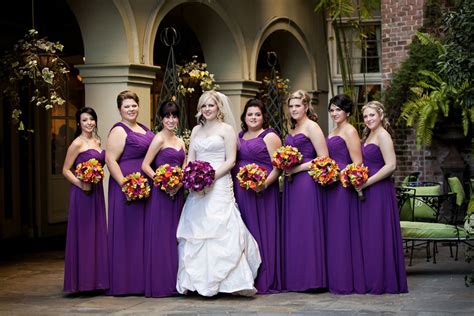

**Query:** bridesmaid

left=233, top=98, right=282, bottom=294
left=282, top=90, right=328, bottom=291
left=105, top=90, right=154, bottom=295
left=356, top=101, right=408, bottom=294
left=62, top=107, right=109, bottom=293
left=142, top=100, right=186, bottom=297
left=326, top=94, right=366, bottom=294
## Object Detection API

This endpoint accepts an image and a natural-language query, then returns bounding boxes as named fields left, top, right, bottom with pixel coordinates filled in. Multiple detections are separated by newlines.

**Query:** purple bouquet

left=183, top=160, right=215, bottom=192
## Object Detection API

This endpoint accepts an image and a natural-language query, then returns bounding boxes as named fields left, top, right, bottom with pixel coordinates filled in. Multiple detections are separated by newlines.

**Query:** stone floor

left=0, top=243, right=473, bottom=315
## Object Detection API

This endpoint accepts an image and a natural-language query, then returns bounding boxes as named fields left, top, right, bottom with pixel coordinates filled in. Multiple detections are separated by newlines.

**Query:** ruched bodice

left=192, top=135, right=226, bottom=169
left=285, top=133, right=316, bottom=162
left=74, top=149, right=105, bottom=167
left=154, top=147, right=185, bottom=168
left=362, top=144, right=385, bottom=176
left=327, top=136, right=352, bottom=169
left=236, top=129, right=275, bottom=172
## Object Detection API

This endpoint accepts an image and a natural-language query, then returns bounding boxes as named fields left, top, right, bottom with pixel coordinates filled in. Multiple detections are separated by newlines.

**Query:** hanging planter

left=1, top=29, right=69, bottom=133
left=176, top=57, right=219, bottom=96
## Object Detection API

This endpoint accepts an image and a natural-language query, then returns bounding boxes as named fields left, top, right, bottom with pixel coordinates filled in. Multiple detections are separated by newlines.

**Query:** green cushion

left=400, top=221, right=468, bottom=239
left=400, top=184, right=441, bottom=221
left=467, top=198, right=474, bottom=216
left=448, top=177, right=465, bottom=207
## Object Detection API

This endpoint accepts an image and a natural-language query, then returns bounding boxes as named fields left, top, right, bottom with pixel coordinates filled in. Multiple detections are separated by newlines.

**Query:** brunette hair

left=361, top=101, right=394, bottom=142
left=156, top=100, right=180, bottom=131
left=117, top=90, right=139, bottom=109
left=287, top=89, right=318, bottom=129
left=328, top=94, right=353, bottom=115
left=240, top=98, right=269, bottom=132
left=74, top=107, right=98, bottom=139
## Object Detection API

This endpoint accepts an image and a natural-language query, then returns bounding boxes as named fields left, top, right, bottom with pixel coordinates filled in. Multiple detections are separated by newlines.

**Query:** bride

left=176, top=90, right=261, bottom=297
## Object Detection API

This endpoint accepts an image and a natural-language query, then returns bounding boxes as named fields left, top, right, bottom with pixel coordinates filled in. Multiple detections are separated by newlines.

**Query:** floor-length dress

left=176, top=134, right=261, bottom=297
left=326, top=136, right=366, bottom=294
left=282, top=133, right=327, bottom=291
left=145, top=147, right=185, bottom=297
left=107, top=122, right=154, bottom=295
left=233, top=129, right=281, bottom=294
left=360, top=143, right=408, bottom=294
left=64, top=149, right=109, bottom=292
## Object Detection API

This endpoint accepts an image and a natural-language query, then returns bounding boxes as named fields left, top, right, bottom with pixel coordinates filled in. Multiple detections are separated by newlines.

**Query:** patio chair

left=396, top=185, right=469, bottom=266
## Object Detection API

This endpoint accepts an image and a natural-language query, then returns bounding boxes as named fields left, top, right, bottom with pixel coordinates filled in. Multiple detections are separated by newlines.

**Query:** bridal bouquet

left=236, top=163, right=267, bottom=192
left=74, top=158, right=104, bottom=195
left=154, top=164, right=183, bottom=200
left=272, top=145, right=302, bottom=181
left=121, top=172, right=151, bottom=203
left=340, top=163, right=369, bottom=200
left=308, top=156, right=340, bottom=186
left=183, top=160, right=215, bottom=192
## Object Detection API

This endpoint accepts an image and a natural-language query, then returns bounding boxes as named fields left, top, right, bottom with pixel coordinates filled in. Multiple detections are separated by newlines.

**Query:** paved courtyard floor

left=0, top=243, right=473, bottom=315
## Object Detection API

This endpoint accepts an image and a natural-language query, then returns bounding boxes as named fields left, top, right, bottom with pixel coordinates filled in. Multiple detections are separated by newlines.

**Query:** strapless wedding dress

left=176, top=135, right=261, bottom=297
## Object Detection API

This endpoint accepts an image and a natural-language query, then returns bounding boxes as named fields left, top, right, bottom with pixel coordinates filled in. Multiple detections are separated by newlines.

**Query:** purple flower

left=183, top=160, right=215, bottom=192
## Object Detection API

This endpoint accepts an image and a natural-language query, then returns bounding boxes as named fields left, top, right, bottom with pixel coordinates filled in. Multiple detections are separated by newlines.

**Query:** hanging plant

left=176, top=56, right=219, bottom=96
left=1, top=29, right=69, bottom=132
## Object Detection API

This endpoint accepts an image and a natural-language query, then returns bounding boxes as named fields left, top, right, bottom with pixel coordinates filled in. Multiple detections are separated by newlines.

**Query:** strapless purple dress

left=281, top=133, right=327, bottom=291
left=360, top=143, right=408, bottom=294
left=64, top=149, right=109, bottom=292
left=326, top=136, right=365, bottom=294
left=145, top=147, right=185, bottom=297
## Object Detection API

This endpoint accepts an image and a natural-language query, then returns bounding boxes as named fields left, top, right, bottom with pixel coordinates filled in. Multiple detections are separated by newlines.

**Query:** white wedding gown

left=176, top=135, right=261, bottom=297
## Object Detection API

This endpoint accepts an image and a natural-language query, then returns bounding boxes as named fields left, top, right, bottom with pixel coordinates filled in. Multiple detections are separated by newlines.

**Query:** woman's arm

left=105, top=127, right=127, bottom=184
left=257, top=132, right=282, bottom=191
left=62, top=139, right=87, bottom=190
left=343, top=126, right=363, bottom=165
left=360, top=131, right=396, bottom=189
left=214, top=124, right=237, bottom=180
left=142, top=134, right=163, bottom=179
left=186, top=126, right=199, bottom=163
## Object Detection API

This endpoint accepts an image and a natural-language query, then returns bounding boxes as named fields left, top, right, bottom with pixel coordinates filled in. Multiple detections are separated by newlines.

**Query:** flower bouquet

left=183, top=160, right=215, bottom=193
left=121, top=172, right=151, bottom=203
left=74, top=158, right=105, bottom=195
left=271, top=145, right=302, bottom=182
left=236, top=163, right=268, bottom=194
left=308, top=156, right=340, bottom=186
left=154, top=164, right=183, bottom=200
left=340, top=163, right=369, bottom=200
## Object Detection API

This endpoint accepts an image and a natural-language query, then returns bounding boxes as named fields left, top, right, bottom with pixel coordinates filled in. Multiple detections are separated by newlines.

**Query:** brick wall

left=381, top=0, right=425, bottom=89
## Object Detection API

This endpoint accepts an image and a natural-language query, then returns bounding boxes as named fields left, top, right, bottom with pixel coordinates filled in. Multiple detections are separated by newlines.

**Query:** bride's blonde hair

left=195, top=90, right=225, bottom=125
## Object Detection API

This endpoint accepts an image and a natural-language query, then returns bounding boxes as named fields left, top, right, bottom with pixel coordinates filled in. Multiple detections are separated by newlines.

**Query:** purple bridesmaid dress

left=145, top=147, right=185, bottom=297
left=360, top=143, right=408, bottom=294
left=64, top=149, right=109, bottom=292
left=281, top=133, right=327, bottom=291
left=233, top=129, right=281, bottom=294
left=326, top=136, right=366, bottom=294
left=107, top=122, right=154, bottom=295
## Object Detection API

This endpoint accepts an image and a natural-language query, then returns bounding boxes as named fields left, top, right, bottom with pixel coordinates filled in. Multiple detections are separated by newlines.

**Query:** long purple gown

left=326, top=136, right=366, bottom=294
left=64, top=149, right=109, bottom=292
left=233, top=129, right=281, bottom=294
left=282, top=133, right=326, bottom=291
left=145, top=147, right=185, bottom=297
left=360, top=143, right=408, bottom=294
left=107, top=122, right=154, bottom=295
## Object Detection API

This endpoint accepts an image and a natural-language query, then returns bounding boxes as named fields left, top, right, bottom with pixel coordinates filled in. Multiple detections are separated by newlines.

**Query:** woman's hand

left=167, top=183, right=183, bottom=196
left=81, top=182, right=92, bottom=192
left=254, top=182, right=266, bottom=193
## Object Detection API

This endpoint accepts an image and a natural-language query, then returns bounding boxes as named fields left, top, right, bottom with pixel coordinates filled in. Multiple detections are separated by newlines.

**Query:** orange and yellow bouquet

left=237, top=163, right=268, bottom=193
left=74, top=158, right=105, bottom=184
left=121, top=172, right=151, bottom=203
left=308, top=156, right=340, bottom=186
left=340, top=163, right=369, bottom=200
left=153, top=164, right=183, bottom=200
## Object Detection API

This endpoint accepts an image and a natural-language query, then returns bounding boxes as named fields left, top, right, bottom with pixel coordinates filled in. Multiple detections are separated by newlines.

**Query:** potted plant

left=1, top=29, right=69, bottom=133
